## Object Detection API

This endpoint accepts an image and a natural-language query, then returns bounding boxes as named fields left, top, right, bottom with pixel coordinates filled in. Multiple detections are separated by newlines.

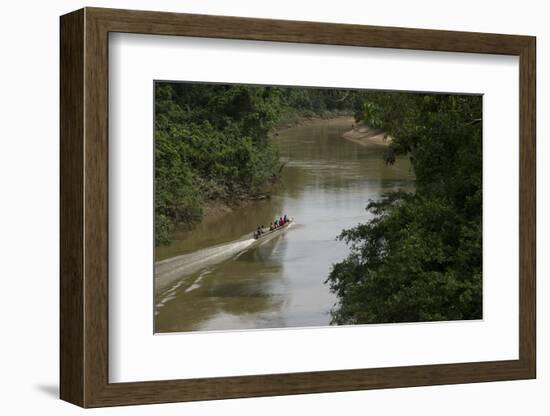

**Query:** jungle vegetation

left=156, top=82, right=483, bottom=324
left=326, top=92, right=483, bottom=324
left=154, top=82, right=362, bottom=245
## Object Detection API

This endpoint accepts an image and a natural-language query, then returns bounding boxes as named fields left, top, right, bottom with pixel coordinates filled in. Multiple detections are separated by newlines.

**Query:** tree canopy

left=326, top=92, right=483, bottom=324
left=154, top=82, right=363, bottom=245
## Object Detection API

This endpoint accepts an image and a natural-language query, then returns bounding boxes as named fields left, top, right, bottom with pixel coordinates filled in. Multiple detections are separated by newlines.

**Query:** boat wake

left=155, top=236, right=256, bottom=295
left=155, top=221, right=294, bottom=302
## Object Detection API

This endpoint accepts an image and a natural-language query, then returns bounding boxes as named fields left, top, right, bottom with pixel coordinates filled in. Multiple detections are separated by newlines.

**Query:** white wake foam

left=155, top=237, right=255, bottom=295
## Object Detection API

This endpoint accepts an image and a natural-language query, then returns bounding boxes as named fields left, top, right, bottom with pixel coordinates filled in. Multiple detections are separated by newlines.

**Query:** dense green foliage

left=157, top=83, right=483, bottom=323
left=155, top=83, right=362, bottom=245
left=326, top=93, right=483, bottom=324
left=275, top=88, right=364, bottom=124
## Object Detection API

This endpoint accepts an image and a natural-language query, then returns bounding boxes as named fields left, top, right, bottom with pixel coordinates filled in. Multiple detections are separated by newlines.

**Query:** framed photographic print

left=60, top=7, right=536, bottom=408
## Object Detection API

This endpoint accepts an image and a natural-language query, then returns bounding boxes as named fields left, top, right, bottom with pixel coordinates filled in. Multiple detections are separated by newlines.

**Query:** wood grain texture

left=59, top=7, right=537, bottom=408
left=89, top=7, right=532, bottom=54
left=83, top=10, right=110, bottom=406
left=59, top=8, right=84, bottom=406
left=518, top=38, right=536, bottom=375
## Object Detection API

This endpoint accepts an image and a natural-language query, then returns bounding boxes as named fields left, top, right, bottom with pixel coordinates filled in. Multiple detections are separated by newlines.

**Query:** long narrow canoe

left=253, top=218, right=293, bottom=240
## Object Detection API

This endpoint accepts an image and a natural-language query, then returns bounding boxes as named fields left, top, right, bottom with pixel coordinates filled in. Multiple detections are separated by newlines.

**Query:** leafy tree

left=326, top=92, right=483, bottom=324
left=154, top=82, right=365, bottom=246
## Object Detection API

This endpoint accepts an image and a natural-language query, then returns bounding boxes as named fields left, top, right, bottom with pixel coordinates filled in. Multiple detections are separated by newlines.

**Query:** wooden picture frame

left=60, top=7, right=536, bottom=408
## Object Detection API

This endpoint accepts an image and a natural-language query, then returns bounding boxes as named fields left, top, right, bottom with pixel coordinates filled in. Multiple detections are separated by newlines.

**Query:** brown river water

left=154, top=117, right=414, bottom=333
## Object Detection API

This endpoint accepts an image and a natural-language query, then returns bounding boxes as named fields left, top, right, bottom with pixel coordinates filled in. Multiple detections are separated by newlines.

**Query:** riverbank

left=159, top=117, right=387, bottom=252
left=201, top=192, right=272, bottom=224
left=156, top=180, right=281, bottom=261
left=341, top=123, right=392, bottom=146
left=204, top=117, right=385, bottom=226
left=202, top=115, right=356, bottom=224
left=155, top=112, right=415, bottom=332
left=274, top=112, right=355, bottom=133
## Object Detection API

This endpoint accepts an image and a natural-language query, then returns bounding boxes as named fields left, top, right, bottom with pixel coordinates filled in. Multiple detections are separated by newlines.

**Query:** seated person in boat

left=254, top=226, right=264, bottom=239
